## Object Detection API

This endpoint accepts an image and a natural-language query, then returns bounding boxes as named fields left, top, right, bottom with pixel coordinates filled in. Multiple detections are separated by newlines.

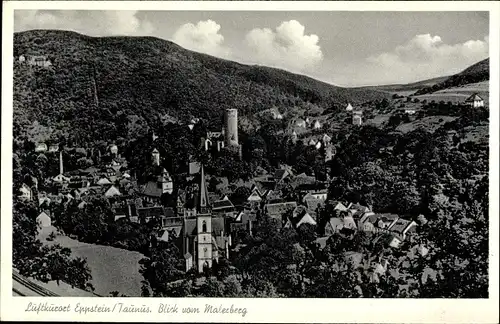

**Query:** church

left=181, top=164, right=229, bottom=273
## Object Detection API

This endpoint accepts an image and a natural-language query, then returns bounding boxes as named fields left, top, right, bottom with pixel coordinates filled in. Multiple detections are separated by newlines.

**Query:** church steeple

left=196, top=163, right=213, bottom=273
left=198, top=164, right=210, bottom=212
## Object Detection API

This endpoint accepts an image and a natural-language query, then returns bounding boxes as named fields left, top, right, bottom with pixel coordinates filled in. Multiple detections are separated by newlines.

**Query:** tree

left=230, top=186, right=252, bottom=207
left=13, top=198, right=93, bottom=290
left=139, top=243, right=185, bottom=296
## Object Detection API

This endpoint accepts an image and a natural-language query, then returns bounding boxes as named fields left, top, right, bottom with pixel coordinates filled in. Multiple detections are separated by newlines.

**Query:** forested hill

left=414, top=58, right=489, bottom=95
left=13, top=29, right=388, bottom=145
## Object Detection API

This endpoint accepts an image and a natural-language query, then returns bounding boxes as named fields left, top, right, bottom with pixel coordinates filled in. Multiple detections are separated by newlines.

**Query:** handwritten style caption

left=25, top=302, right=248, bottom=317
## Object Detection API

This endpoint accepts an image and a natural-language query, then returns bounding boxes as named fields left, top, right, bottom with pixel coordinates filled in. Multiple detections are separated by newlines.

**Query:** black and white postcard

left=1, top=1, right=499, bottom=323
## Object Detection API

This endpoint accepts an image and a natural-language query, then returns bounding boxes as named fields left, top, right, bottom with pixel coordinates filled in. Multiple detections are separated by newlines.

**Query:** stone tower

left=158, top=168, right=173, bottom=194
left=196, top=165, right=213, bottom=273
left=152, top=148, right=160, bottom=166
left=224, top=109, right=239, bottom=147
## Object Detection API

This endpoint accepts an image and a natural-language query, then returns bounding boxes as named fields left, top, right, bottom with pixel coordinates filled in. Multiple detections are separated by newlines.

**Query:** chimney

left=59, top=151, right=64, bottom=175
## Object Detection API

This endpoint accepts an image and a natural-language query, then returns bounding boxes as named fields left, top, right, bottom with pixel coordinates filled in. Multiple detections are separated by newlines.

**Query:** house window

left=202, top=221, right=207, bottom=232
left=204, top=247, right=208, bottom=257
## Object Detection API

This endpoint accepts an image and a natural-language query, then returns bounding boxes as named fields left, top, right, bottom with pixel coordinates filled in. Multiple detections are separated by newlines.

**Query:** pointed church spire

left=198, top=164, right=209, bottom=210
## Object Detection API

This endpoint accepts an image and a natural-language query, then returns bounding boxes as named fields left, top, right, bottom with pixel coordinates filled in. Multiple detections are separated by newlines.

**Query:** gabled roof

left=183, top=216, right=225, bottom=237
left=97, top=177, right=112, bottom=185
left=343, top=216, right=357, bottom=229
left=330, top=201, right=348, bottom=211
left=346, top=103, right=353, bottom=111
left=305, top=198, right=324, bottom=213
left=247, top=189, right=262, bottom=201
left=465, top=93, right=483, bottom=102
left=348, top=203, right=370, bottom=212
left=104, top=185, right=121, bottom=197
left=273, top=169, right=289, bottom=182
left=264, top=201, right=297, bottom=216
left=389, top=218, right=416, bottom=234
left=141, top=181, right=163, bottom=198
left=296, top=213, right=317, bottom=227
left=212, top=199, right=234, bottom=210
left=327, top=217, right=344, bottom=231
left=37, top=211, right=50, bottom=220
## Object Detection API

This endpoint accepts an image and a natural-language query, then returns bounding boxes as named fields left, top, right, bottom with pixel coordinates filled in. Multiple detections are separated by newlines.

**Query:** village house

left=302, top=189, right=328, bottom=202
left=104, top=185, right=121, bottom=198
left=139, top=168, right=173, bottom=205
left=352, top=111, right=363, bottom=125
left=345, top=103, right=354, bottom=112
left=273, top=167, right=293, bottom=183
left=18, top=183, right=33, bottom=201
left=48, top=144, right=59, bottom=152
left=264, top=201, right=297, bottom=223
left=294, top=118, right=307, bottom=128
left=22, top=55, right=52, bottom=67
left=36, top=211, right=52, bottom=228
left=464, top=93, right=485, bottom=108
left=211, top=196, right=236, bottom=217
left=35, top=143, right=48, bottom=153
left=229, top=211, right=257, bottom=244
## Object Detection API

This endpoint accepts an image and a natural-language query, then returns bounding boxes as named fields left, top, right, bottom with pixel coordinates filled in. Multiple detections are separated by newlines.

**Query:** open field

left=38, top=226, right=144, bottom=297
left=413, top=81, right=489, bottom=105
left=396, top=116, right=458, bottom=134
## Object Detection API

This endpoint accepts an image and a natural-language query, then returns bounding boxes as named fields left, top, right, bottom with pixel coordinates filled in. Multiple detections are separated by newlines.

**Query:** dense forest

left=13, top=29, right=389, bottom=147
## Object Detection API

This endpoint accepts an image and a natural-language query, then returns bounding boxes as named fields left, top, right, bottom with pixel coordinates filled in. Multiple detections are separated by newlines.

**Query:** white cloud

left=244, top=20, right=323, bottom=73
left=365, top=34, right=489, bottom=85
left=14, top=10, right=154, bottom=36
left=172, top=20, right=230, bottom=58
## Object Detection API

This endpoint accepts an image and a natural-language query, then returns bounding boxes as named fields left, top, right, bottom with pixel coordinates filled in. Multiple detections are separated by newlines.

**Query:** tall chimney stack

left=59, top=151, right=64, bottom=175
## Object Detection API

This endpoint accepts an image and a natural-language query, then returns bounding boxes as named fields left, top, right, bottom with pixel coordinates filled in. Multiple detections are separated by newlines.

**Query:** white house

left=296, top=213, right=317, bottom=227
left=313, top=120, right=322, bottom=130
left=97, top=177, right=112, bottom=186
left=352, top=111, right=363, bottom=125
left=19, top=183, right=33, bottom=201
left=465, top=93, right=485, bottom=108
left=345, top=103, right=354, bottom=112
left=295, top=119, right=307, bottom=128
left=247, top=188, right=262, bottom=202
left=35, top=143, right=48, bottom=153
left=104, top=185, right=122, bottom=198
left=36, top=212, right=51, bottom=228
left=52, top=174, right=70, bottom=184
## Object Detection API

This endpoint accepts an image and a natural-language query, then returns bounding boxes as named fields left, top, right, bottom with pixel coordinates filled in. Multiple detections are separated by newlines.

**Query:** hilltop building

left=19, top=55, right=52, bottom=67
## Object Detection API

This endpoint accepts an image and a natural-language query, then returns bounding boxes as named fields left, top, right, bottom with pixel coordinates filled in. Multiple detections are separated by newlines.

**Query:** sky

left=14, top=10, right=489, bottom=87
